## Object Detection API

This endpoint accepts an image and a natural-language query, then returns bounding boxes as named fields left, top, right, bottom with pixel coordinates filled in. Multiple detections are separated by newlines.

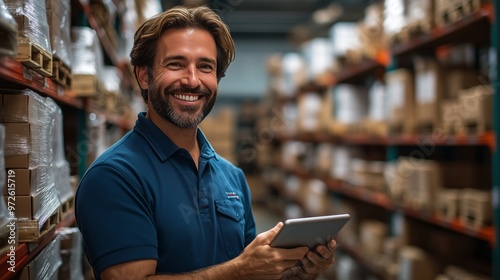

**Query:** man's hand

left=234, top=222, right=310, bottom=279
left=300, top=239, right=336, bottom=275
left=281, top=239, right=337, bottom=280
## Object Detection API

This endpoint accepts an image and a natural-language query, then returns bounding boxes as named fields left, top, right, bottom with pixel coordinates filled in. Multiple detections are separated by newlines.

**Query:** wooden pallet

left=58, top=196, right=75, bottom=219
left=17, top=208, right=60, bottom=243
left=71, top=74, right=103, bottom=97
left=51, top=57, right=72, bottom=88
left=436, top=0, right=490, bottom=27
left=16, top=40, right=53, bottom=77
left=0, top=221, right=14, bottom=257
left=401, top=19, right=433, bottom=42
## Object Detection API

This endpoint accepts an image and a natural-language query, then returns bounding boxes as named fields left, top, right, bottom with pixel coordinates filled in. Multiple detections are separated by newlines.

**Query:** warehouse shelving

left=0, top=0, right=139, bottom=278
left=280, top=163, right=495, bottom=246
left=268, top=3, right=498, bottom=279
left=0, top=57, right=83, bottom=109
left=279, top=131, right=494, bottom=149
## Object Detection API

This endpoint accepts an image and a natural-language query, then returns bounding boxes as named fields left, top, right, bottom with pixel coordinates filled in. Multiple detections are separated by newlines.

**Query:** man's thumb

left=265, top=222, right=283, bottom=241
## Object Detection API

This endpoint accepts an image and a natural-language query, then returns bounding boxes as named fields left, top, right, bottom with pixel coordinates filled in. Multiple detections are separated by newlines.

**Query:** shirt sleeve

left=75, top=163, right=158, bottom=278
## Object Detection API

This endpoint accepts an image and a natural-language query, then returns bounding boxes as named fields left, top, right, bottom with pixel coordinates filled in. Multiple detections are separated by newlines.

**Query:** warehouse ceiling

left=161, top=0, right=373, bottom=39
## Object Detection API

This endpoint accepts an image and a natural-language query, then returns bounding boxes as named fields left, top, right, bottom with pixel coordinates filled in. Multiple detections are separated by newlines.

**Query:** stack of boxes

left=1, top=90, right=74, bottom=242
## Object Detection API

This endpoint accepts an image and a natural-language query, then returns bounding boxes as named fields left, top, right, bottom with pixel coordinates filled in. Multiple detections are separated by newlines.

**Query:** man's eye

left=167, top=62, right=182, bottom=68
left=200, top=65, right=214, bottom=71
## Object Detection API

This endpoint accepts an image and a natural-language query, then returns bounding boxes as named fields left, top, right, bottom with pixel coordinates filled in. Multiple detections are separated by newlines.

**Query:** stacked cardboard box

left=1, top=90, right=62, bottom=242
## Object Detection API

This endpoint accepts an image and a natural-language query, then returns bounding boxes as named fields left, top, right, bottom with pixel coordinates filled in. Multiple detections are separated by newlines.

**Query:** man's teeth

left=174, top=94, right=200, bottom=101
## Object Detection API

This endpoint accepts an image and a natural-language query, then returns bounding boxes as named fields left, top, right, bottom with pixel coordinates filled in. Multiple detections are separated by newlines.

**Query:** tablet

left=270, top=214, right=351, bottom=249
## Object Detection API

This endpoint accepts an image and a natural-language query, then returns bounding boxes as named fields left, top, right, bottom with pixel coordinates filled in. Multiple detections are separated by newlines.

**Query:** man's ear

left=135, top=66, right=149, bottom=90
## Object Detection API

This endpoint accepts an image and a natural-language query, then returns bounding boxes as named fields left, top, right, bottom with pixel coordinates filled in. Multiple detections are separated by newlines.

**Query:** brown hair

left=130, top=6, right=235, bottom=102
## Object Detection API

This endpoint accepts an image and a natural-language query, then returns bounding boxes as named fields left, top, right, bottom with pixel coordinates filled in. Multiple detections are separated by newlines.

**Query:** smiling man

left=75, top=6, right=337, bottom=280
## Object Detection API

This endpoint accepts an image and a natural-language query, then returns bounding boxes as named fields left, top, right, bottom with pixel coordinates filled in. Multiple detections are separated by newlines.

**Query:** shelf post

left=492, top=0, right=500, bottom=279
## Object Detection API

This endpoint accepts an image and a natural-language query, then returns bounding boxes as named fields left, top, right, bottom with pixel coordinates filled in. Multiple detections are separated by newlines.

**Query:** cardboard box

left=458, top=85, right=493, bottom=130
left=4, top=184, right=59, bottom=220
left=414, top=59, right=445, bottom=129
left=460, top=188, right=492, bottom=229
left=436, top=189, right=460, bottom=222
left=386, top=69, right=415, bottom=134
left=3, top=123, right=31, bottom=168
left=3, top=168, right=38, bottom=196
left=44, top=0, right=61, bottom=18
left=1, top=93, right=45, bottom=123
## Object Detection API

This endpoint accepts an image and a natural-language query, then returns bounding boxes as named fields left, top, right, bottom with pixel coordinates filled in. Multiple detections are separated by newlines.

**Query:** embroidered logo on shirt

left=226, top=191, right=240, bottom=200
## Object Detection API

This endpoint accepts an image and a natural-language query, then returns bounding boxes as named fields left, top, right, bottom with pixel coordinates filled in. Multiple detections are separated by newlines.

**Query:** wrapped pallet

left=18, top=235, right=62, bottom=280
left=1, top=89, right=61, bottom=242
left=5, top=0, right=52, bottom=76
left=0, top=0, right=18, bottom=57
left=58, top=227, right=85, bottom=280
left=48, top=98, right=73, bottom=207
left=0, top=124, right=11, bottom=237
left=386, top=68, right=415, bottom=134
left=71, top=27, right=104, bottom=97
left=45, top=0, right=72, bottom=87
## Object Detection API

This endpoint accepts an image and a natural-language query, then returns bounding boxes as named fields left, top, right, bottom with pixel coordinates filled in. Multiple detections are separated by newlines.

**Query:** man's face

left=148, top=28, right=218, bottom=128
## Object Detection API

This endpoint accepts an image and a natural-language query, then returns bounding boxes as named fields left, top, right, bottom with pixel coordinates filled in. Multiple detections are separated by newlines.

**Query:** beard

left=148, top=82, right=216, bottom=128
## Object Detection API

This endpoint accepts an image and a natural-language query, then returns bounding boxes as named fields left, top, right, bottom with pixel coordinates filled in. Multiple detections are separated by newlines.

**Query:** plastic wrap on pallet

left=1, top=89, right=57, bottom=168
left=71, top=26, right=104, bottom=76
left=383, top=0, right=407, bottom=38
left=4, top=0, right=52, bottom=53
left=0, top=124, right=9, bottom=226
left=45, top=98, right=73, bottom=203
left=58, top=227, right=85, bottom=280
left=0, top=0, right=18, bottom=57
left=47, top=0, right=72, bottom=68
left=301, top=38, right=333, bottom=80
left=334, top=84, right=368, bottom=124
left=22, top=235, right=62, bottom=279
left=103, top=66, right=123, bottom=93
left=368, top=80, right=387, bottom=122
left=118, top=0, right=138, bottom=60
left=17, top=181, right=60, bottom=232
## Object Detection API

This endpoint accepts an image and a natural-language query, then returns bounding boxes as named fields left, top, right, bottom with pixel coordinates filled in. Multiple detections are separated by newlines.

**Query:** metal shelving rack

left=491, top=1, right=499, bottom=279
left=271, top=4, right=498, bottom=279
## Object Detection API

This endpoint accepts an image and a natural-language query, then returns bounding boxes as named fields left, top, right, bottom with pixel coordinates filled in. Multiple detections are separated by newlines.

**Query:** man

left=75, top=5, right=337, bottom=279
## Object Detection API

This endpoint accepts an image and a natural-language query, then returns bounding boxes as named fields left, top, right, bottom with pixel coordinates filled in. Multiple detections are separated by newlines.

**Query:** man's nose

left=180, top=65, right=201, bottom=88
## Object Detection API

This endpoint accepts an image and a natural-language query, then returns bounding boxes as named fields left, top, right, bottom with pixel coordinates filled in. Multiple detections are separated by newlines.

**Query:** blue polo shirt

left=75, top=113, right=256, bottom=279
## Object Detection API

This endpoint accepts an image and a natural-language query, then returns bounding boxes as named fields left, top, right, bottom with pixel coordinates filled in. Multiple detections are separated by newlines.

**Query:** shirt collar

left=134, top=112, right=217, bottom=162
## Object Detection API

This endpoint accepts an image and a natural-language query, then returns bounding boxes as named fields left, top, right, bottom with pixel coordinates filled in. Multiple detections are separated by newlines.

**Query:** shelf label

left=22, top=65, right=32, bottom=81
left=43, top=77, right=48, bottom=88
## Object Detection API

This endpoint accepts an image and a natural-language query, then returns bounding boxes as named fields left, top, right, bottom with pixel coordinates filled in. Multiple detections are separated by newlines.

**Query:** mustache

left=165, top=85, right=210, bottom=96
